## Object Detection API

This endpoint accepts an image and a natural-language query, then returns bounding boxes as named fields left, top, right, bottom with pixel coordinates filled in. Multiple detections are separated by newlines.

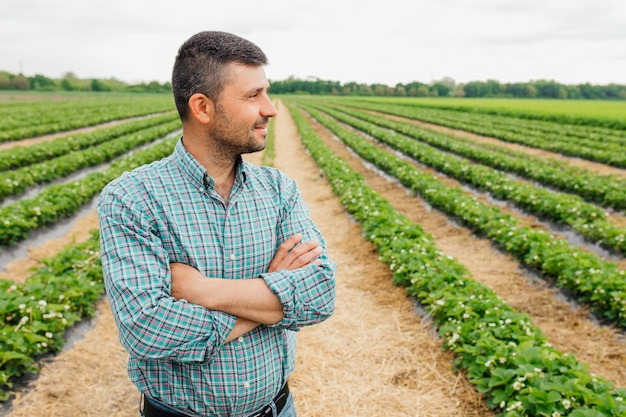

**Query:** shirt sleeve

left=259, top=176, right=337, bottom=331
left=97, top=179, right=236, bottom=362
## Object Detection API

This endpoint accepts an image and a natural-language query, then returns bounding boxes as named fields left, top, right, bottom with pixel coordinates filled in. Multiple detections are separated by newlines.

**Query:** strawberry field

left=0, top=92, right=625, bottom=416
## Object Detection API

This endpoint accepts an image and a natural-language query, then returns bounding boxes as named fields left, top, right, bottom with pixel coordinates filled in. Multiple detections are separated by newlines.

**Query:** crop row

left=0, top=119, right=181, bottom=201
left=308, top=103, right=626, bottom=256
left=337, top=99, right=626, bottom=169
left=286, top=101, right=626, bottom=417
left=381, top=104, right=626, bottom=149
left=0, top=131, right=179, bottom=246
left=318, top=102, right=626, bottom=212
left=291, top=101, right=626, bottom=328
left=0, top=112, right=178, bottom=172
left=348, top=100, right=626, bottom=145
left=351, top=97, right=626, bottom=134
left=0, top=233, right=102, bottom=401
left=0, top=135, right=178, bottom=393
left=0, top=94, right=175, bottom=142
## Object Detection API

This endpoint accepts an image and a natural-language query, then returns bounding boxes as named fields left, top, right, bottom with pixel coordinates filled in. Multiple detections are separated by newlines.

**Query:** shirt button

left=243, top=381, right=250, bottom=389
left=237, top=336, right=244, bottom=343
left=229, top=253, right=237, bottom=261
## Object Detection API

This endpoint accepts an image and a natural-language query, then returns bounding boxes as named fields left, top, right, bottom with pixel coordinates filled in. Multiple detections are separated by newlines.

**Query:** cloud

left=0, top=0, right=624, bottom=85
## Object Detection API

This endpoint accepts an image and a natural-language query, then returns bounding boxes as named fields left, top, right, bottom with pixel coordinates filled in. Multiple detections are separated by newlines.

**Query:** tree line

left=269, top=76, right=626, bottom=100
left=1, top=69, right=625, bottom=100
left=0, top=71, right=171, bottom=93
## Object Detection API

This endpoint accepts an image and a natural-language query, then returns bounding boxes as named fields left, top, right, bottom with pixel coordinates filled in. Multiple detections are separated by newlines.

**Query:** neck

left=181, top=134, right=239, bottom=201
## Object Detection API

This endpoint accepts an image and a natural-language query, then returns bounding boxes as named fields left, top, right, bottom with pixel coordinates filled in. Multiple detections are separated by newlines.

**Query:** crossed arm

left=170, top=233, right=323, bottom=342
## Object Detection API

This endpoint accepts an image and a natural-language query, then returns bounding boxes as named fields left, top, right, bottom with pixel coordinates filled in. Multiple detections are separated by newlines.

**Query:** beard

left=210, top=104, right=268, bottom=159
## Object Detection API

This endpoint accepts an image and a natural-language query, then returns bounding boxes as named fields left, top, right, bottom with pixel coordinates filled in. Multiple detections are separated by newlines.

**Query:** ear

left=187, top=93, right=214, bottom=124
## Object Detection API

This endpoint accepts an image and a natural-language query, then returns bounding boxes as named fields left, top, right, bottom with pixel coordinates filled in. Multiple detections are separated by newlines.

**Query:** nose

left=261, top=95, right=278, bottom=118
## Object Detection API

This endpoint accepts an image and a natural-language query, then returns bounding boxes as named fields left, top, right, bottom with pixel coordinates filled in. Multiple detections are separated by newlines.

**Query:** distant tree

left=29, top=74, right=56, bottom=90
left=91, top=78, right=111, bottom=91
left=432, top=76, right=455, bottom=95
left=525, top=84, right=537, bottom=98
left=534, top=80, right=564, bottom=98
left=0, top=73, right=10, bottom=89
left=416, top=85, right=430, bottom=97
left=603, top=84, right=624, bottom=99
left=394, top=84, right=407, bottom=96
left=454, top=83, right=466, bottom=97
left=372, top=84, right=387, bottom=96
left=431, top=82, right=450, bottom=97
left=565, top=85, right=581, bottom=99
left=12, top=74, right=29, bottom=90
left=463, top=81, right=481, bottom=97
left=63, top=71, right=79, bottom=80
left=60, top=78, right=75, bottom=91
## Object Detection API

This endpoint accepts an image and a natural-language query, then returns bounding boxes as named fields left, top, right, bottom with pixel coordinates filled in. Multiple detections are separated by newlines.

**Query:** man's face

left=208, top=63, right=278, bottom=155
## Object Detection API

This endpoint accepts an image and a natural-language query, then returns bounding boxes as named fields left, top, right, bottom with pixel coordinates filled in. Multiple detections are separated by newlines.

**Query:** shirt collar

left=173, top=137, right=248, bottom=191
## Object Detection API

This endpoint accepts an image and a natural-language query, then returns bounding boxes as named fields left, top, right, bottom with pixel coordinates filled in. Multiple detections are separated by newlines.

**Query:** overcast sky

left=1, top=0, right=625, bottom=86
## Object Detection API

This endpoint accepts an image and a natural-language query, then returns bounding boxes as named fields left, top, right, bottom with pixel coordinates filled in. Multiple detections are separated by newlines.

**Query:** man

left=97, top=31, right=336, bottom=417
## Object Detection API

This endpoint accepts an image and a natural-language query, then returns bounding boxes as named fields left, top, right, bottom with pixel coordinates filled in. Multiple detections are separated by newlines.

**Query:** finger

left=287, top=244, right=323, bottom=269
left=281, top=239, right=318, bottom=264
left=268, top=233, right=303, bottom=270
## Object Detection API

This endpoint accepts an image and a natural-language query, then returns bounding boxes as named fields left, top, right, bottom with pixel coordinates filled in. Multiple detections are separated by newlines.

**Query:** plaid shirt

left=97, top=138, right=336, bottom=417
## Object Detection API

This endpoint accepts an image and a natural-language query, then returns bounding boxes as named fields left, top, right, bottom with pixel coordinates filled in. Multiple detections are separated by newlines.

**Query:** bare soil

left=3, top=100, right=625, bottom=416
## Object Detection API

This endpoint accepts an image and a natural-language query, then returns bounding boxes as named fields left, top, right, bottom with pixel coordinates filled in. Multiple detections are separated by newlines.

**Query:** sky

left=1, top=0, right=625, bottom=87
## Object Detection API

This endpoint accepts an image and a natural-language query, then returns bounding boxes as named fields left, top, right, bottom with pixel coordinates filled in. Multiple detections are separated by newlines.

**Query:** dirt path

left=274, top=101, right=491, bottom=416
left=6, top=100, right=625, bottom=416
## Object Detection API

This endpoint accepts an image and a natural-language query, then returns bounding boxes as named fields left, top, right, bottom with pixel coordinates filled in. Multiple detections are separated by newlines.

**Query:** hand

left=267, top=233, right=323, bottom=273
left=170, top=262, right=204, bottom=302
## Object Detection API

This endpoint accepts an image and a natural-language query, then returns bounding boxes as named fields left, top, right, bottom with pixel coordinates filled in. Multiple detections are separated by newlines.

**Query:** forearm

left=262, top=259, right=336, bottom=330
left=179, top=276, right=284, bottom=325
left=225, top=318, right=261, bottom=343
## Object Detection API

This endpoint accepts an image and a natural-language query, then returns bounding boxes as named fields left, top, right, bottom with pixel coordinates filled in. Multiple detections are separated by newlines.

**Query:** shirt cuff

left=172, top=310, right=237, bottom=362
left=260, top=271, right=299, bottom=331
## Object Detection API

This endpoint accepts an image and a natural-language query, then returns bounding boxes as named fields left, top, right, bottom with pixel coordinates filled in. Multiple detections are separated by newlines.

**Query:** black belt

left=142, top=382, right=290, bottom=417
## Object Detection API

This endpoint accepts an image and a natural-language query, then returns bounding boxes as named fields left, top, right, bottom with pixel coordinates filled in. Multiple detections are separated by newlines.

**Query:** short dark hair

left=171, top=31, right=268, bottom=121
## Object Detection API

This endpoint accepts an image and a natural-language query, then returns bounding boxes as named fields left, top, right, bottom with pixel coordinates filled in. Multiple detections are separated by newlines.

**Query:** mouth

left=254, top=119, right=269, bottom=135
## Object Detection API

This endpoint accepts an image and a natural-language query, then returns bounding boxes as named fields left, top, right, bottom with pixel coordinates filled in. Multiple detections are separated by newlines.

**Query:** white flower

left=506, top=401, right=523, bottom=411
left=45, top=332, right=53, bottom=339
left=552, top=412, right=561, bottom=417
left=562, top=399, right=571, bottom=409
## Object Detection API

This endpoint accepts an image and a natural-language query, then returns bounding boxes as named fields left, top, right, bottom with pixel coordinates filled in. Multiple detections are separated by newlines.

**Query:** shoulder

left=98, top=156, right=173, bottom=210
left=243, top=161, right=299, bottom=194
